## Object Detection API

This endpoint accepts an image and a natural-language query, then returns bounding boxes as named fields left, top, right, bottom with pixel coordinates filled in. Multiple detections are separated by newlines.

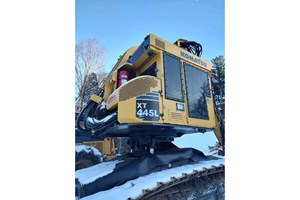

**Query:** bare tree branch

left=75, top=38, right=107, bottom=111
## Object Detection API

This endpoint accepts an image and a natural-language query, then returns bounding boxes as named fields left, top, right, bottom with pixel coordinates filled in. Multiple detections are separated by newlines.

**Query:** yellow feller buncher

left=75, top=34, right=225, bottom=199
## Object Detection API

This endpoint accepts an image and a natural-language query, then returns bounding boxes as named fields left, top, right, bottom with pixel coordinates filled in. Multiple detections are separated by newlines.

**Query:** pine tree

left=211, top=56, right=225, bottom=103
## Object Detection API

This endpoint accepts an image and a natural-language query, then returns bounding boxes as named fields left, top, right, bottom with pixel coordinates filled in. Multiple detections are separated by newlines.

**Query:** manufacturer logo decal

left=180, top=51, right=207, bottom=67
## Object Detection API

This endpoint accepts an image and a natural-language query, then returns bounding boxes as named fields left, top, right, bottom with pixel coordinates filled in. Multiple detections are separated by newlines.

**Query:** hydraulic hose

left=76, top=99, right=117, bottom=137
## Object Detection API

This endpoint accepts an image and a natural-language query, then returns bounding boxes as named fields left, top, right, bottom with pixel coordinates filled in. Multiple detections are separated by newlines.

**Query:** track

left=77, top=156, right=224, bottom=200
left=133, top=164, right=224, bottom=200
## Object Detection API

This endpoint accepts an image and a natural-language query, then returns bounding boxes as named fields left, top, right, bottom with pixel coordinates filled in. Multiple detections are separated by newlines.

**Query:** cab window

left=163, top=52, right=184, bottom=102
left=141, top=63, right=157, bottom=76
left=184, top=62, right=209, bottom=120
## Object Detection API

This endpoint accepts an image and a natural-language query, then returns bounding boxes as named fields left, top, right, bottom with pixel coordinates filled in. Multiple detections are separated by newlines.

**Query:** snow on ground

left=80, top=158, right=224, bottom=200
left=76, top=160, right=121, bottom=185
left=174, top=131, right=219, bottom=155
left=77, top=131, right=223, bottom=200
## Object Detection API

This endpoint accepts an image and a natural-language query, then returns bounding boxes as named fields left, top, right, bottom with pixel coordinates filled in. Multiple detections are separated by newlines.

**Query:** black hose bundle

left=180, top=41, right=203, bottom=57
left=76, top=90, right=117, bottom=137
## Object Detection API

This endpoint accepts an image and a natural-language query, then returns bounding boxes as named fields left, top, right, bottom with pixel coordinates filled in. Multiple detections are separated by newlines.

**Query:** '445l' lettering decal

left=136, top=100, right=160, bottom=121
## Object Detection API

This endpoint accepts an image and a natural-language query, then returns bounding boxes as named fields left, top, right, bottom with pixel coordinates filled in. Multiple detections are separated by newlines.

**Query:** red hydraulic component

left=117, top=70, right=130, bottom=88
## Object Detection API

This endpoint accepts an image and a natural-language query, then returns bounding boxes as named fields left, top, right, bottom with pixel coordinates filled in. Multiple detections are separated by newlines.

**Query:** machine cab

left=110, top=34, right=216, bottom=131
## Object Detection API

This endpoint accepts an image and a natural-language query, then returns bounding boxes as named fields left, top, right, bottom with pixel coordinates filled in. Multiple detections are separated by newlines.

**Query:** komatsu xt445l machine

left=75, top=34, right=225, bottom=199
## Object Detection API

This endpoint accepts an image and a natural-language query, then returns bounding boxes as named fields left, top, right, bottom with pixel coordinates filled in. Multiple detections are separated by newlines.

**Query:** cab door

left=162, top=52, right=187, bottom=125
left=183, top=62, right=216, bottom=128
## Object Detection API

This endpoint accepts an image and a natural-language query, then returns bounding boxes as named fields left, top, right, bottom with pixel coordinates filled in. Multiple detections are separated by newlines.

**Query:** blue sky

left=76, top=0, right=224, bottom=72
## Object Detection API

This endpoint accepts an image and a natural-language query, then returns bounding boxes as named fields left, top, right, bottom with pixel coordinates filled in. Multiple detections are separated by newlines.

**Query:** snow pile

left=75, top=145, right=102, bottom=157
left=76, top=160, right=121, bottom=185
left=174, top=131, right=219, bottom=155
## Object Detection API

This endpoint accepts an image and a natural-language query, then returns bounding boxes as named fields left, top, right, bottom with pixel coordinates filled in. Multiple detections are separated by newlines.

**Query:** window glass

left=163, top=53, right=184, bottom=102
left=184, top=63, right=209, bottom=120
left=141, top=63, right=157, bottom=76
